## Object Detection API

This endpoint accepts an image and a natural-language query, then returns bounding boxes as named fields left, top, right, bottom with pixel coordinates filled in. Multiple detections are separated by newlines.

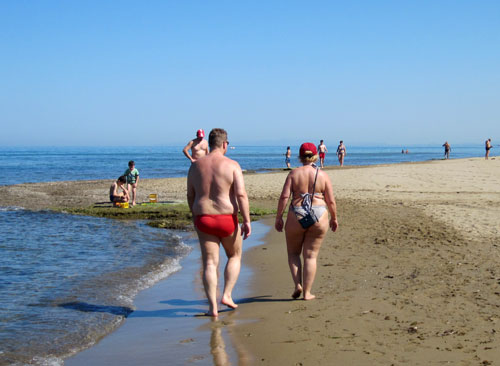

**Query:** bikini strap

left=302, top=165, right=320, bottom=213
left=311, top=165, right=319, bottom=198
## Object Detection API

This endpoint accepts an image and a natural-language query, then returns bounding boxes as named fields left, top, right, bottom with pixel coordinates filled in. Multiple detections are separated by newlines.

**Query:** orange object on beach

left=149, top=194, right=158, bottom=203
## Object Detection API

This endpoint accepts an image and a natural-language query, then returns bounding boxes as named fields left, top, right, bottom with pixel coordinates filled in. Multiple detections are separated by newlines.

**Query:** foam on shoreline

left=66, top=221, right=271, bottom=365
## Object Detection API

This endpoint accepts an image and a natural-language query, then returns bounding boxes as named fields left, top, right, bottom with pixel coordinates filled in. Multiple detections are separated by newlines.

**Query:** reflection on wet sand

left=209, top=314, right=251, bottom=366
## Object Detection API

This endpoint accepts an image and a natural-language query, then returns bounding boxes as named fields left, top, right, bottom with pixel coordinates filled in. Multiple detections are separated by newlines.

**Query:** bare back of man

left=187, top=129, right=251, bottom=317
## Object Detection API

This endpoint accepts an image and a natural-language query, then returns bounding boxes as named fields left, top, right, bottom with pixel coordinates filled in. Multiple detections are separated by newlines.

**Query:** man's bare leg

left=198, top=231, right=221, bottom=317
left=220, top=227, right=242, bottom=309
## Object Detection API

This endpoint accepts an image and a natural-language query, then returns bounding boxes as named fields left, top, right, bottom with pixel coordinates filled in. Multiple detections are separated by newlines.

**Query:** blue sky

left=1, top=1, right=499, bottom=146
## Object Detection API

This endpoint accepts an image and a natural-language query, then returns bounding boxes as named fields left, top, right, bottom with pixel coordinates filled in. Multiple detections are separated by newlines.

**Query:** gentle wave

left=0, top=206, right=25, bottom=212
left=0, top=210, right=192, bottom=366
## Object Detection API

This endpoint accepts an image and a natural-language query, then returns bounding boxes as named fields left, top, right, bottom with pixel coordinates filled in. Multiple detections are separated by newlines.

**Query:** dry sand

left=3, top=157, right=500, bottom=365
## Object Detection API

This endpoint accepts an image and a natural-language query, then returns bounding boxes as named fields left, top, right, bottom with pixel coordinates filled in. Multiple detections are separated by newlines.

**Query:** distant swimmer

left=485, top=139, right=493, bottom=160
left=187, top=128, right=251, bottom=317
left=285, top=146, right=292, bottom=169
left=183, top=129, right=209, bottom=163
left=317, top=140, right=328, bottom=168
left=336, top=140, right=346, bottom=166
left=442, top=141, right=451, bottom=159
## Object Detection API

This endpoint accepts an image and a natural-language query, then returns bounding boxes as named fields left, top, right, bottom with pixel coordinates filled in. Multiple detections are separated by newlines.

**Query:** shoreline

left=65, top=220, right=271, bottom=366
left=3, top=157, right=500, bottom=364
left=0, top=157, right=495, bottom=213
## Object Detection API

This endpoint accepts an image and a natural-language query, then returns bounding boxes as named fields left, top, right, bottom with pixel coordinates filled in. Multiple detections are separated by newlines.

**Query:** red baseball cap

left=196, top=129, right=205, bottom=138
left=299, top=142, right=318, bottom=157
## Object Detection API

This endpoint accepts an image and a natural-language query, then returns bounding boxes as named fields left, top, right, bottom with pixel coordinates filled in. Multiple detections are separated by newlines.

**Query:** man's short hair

left=209, top=128, right=228, bottom=149
left=118, top=176, right=127, bottom=183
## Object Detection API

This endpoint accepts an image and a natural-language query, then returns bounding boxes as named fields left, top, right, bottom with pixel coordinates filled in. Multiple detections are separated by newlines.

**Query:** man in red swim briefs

left=187, top=128, right=251, bottom=317
left=318, top=140, right=328, bottom=168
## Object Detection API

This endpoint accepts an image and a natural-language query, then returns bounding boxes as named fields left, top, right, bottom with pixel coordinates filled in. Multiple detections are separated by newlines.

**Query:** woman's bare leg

left=285, top=211, right=306, bottom=298
left=301, top=213, right=329, bottom=300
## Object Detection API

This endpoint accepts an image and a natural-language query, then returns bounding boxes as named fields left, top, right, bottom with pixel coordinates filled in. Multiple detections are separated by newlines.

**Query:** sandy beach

left=3, top=157, right=500, bottom=365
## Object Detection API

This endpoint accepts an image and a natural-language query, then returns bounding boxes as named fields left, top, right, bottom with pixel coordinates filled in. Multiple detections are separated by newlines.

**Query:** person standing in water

left=443, top=141, right=451, bottom=159
left=485, top=139, right=493, bottom=160
left=285, top=146, right=292, bottom=169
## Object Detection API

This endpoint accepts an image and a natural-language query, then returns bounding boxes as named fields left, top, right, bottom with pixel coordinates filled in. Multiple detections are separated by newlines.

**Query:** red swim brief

left=319, top=152, right=325, bottom=159
left=194, top=214, right=239, bottom=238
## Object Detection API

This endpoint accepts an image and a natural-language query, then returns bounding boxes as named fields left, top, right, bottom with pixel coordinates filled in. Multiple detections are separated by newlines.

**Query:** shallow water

left=0, top=208, right=191, bottom=366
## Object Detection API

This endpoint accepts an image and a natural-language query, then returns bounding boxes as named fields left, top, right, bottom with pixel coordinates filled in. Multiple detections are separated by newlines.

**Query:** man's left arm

left=233, top=163, right=251, bottom=239
left=186, top=166, right=196, bottom=214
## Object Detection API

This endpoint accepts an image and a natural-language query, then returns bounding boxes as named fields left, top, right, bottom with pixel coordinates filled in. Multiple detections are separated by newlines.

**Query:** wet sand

left=66, top=221, right=271, bottom=366
left=3, top=157, right=500, bottom=364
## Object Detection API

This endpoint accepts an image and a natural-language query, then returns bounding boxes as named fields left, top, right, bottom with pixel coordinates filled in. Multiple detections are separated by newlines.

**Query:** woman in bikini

left=336, top=140, right=346, bottom=167
left=275, top=142, right=338, bottom=300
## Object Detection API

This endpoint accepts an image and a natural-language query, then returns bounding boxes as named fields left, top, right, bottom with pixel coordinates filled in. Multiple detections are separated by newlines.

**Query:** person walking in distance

left=336, top=141, right=346, bottom=167
left=317, top=140, right=328, bottom=168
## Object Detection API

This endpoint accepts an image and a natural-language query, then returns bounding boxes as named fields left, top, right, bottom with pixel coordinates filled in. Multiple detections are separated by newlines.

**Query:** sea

left=0, top=144, right=488, bottom=365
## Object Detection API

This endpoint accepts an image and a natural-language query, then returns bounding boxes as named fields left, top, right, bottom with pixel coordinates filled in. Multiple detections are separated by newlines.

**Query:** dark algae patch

left=56, top=203, right=275, bottom=231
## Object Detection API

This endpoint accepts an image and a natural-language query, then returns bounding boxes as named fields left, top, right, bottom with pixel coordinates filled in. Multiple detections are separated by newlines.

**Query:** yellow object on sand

left=149, top=194, right=158, bottom=203
left=117, top=202, right=129, bottom=208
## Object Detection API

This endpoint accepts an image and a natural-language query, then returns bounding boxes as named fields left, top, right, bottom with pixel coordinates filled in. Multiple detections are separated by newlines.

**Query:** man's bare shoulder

left=224, top=155, right=241, bottom=168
